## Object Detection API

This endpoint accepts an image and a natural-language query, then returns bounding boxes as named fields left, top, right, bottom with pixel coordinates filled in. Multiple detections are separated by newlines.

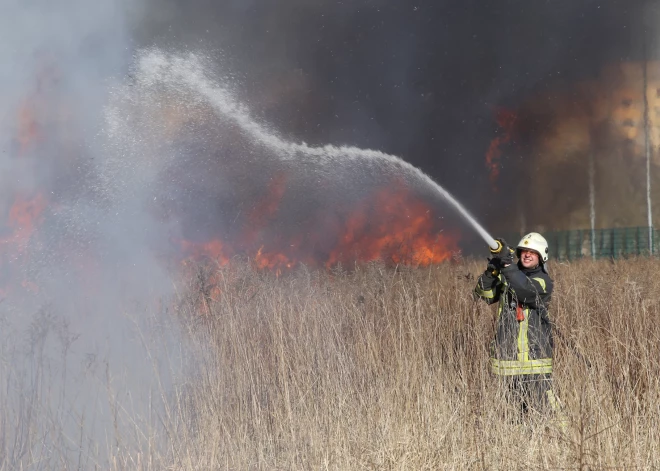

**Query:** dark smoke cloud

left=134, top=0, right=653, bottom=243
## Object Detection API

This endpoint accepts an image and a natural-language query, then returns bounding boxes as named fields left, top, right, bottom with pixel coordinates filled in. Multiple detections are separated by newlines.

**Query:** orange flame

left=1, top=66, right=53, bottom=295
left=1, top=194, right=47, bottom=295
left=14, top=59, right=59, bottom=156
left=326, top=186, right=457, bottom=267
left=2, top=194, right=47, bottom=248
left=179, top=239, right=231, bottom=265
left=8, top=194, right=47, bottom=241
left=178, top=181, right=459, bottom=273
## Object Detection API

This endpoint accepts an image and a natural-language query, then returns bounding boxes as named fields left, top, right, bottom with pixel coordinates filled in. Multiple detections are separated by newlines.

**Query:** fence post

left=652, top=227, right=655, bottom=256
left=578, top=230, right=583, bottom=259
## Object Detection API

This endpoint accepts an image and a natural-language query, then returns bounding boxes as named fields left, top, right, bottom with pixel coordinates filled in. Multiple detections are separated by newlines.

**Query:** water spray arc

left=133, top=50, right=499, bottom=251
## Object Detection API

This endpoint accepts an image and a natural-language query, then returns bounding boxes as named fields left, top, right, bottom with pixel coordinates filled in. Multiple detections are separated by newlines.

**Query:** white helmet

left=516, top=232, right=549, bottom=263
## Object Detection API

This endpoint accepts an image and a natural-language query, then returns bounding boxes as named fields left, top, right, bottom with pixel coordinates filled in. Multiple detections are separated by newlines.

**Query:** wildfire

left=2, top=55, right=463, bottom=306
left=0, top=194, right=47, bottom=295
left=325, top=186, right=457, bottom=267
left=178, top=182, right=459, bottom=272
left=6, top=194, right=47, bottom=244
left=1, top=59, right=59, bottom=297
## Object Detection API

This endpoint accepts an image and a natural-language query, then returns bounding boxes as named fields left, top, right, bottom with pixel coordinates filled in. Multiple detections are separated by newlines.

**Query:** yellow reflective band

left=490, top=358, right=553, bottom=376
left=532, top=277, right=546, bottom=292
left=475, top=286, right=495, bottom=299
left=517, top=308, right=529, bottom=362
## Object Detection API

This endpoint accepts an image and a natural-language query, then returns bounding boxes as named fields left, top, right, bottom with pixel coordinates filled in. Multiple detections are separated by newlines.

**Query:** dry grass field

left=3, top=257, right=660, bottom=469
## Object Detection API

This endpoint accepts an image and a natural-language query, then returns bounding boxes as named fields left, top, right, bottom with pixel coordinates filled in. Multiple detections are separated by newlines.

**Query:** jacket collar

left=518, top=261, right=544, bottom=276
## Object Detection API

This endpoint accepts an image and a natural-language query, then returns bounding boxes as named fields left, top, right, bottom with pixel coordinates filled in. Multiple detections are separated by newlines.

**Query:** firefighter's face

left=519, top=249, right=540, bottom=268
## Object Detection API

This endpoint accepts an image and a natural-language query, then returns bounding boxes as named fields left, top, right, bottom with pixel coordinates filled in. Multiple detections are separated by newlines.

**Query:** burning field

left=176, top=182, right=458, bottom=271
left=1, top=50, right=462, bottom=302
left=3, top=0, right=660, bottom=468
left=0, top=45, right=466, bottom=469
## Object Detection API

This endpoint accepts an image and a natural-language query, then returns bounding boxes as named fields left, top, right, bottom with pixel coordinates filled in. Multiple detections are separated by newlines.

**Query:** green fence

left=506, top=227, right=659, bottom=261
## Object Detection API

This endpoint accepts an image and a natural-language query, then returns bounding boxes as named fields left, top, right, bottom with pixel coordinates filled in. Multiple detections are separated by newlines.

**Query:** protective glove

left=486, top=258, right=500, bottom=276
left=491, top=238, right=514, bottom=267
left=499, top=247, right=515, bottom=267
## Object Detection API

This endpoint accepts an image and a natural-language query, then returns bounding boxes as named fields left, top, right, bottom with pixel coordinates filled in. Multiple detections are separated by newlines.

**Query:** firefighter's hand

left=491, top=239, right=514, bottom=266
left=499, top=248, right=514, bottom=267
left=486, top=259, right=500, bottom=275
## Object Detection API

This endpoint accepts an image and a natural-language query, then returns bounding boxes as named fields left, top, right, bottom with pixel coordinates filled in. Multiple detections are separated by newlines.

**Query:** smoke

left=132, top=0, right=655, bottom=239
left=1, top=0, right=657, bottom=464
left=0, top=0, right=184, bottom=467
left=0, top=1, right=464, bottom=464
left=101, top=48, right=465, bottom=267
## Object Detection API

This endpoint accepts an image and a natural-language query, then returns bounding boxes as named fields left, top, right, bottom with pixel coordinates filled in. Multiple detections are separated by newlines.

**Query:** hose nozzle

left=489, top=239, right=504, bottom=254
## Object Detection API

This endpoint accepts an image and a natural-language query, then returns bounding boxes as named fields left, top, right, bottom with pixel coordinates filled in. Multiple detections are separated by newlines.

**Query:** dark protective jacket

left=474, top=262, right=554, bottom=376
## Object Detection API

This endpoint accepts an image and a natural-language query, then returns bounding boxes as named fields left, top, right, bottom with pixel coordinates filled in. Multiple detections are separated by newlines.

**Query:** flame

left=0, top=59, right=86, bottom=299
left=485, top=108, right=517, bottom=186
left=179, top=239, right=231, bottom=265
left=178, top=182, right=459, bottom=272
left=254, top=245, right=298, bottom=271
left=1, top=57, right=462, bottom=306
left=0, top=194, right=47, bottom=295
left=326, top=186, right=457, bottom=267
left=1, top=64, right=53, bottom=295
left=1, top=194, right=47, bottom=248
left=14, top=60, right=61, bottom=156
left=7, top=194, right=47, bottom=242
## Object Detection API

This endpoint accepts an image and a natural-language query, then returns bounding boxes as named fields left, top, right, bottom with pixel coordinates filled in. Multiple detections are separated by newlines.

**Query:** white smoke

left=0, top=1, right=184, bottom=468
left=111, top=49, right=495, bottom=247
left=0, top=2, right=493, bottom=462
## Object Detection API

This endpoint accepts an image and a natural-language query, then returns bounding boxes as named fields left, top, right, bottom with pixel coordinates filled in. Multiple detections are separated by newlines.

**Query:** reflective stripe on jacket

left=474, top=262, right=554, bottom=376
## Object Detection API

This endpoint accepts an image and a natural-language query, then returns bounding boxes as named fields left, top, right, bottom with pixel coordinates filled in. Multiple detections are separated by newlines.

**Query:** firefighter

left=474, top=232, right=562, bottom=419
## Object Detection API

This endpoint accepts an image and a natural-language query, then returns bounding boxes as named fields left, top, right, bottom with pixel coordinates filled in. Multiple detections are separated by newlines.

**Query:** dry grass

left=163, top=257, right=660, bottom=470
left=3, top=257, right=660, bottom=469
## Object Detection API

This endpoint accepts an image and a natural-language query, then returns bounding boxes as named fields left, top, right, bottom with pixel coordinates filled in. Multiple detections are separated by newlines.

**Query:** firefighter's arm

left=499, top=265, right=553, bottom=308
left=474, top=265, right=502, bottom=305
